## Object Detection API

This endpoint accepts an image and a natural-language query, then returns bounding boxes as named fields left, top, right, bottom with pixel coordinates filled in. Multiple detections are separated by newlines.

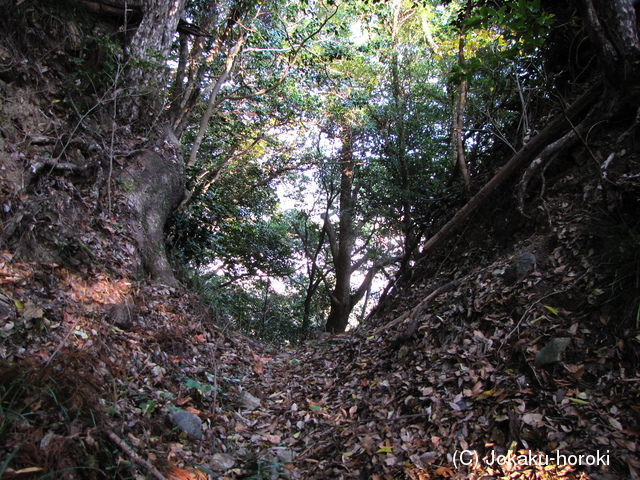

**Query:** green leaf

left=544, top=305, right=558, bottom=315
left=185, top=378, right=213, bottom=393
left=375, top=446, right=393, bottom=454
left=73, top=330, right=88, bottom=339
left=309, top=405, right=323, bottom=412
left=140, top=400, right=158, bottom=415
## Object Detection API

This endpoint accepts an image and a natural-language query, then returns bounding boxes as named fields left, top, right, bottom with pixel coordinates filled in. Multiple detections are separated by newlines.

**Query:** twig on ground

left=104, top=430, right=166, bottom=480
left=389, top=281, right=459, bottom=348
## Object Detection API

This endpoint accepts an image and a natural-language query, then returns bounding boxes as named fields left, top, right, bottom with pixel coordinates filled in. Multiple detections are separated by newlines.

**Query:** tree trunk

left=188, top=34, right=246, bottom=167
left=389, top=48, right=415, bottom=277
left=292, top=214, right=327, bottom=336
left=323, top=120, right=401, bottom=333
left=453, top=0, right=472, bottom=198
left=126, top=0, right=186, bottom=95
left=380, top=3, right=420, bottom=283
left=167, top=1, right=249, bottom=137
left=124, top=124, right=185, bottom=285
left=454, top=75, right=470, bottom=197
left=580, top=0, right=640, bottom=91
left=325, top=123, right=356, bottom=334
left=120, top=0, right=187, bottom=285
left=301, top=252, right=324, bottom=335
left=301, top=281, right=316, bottom=334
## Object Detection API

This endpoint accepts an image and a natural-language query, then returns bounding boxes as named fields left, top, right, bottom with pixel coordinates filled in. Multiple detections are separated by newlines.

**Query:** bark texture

left=122, top=0, right=186, bottom=119
left=124, top=125, right=184, bottom=285
left=128, top=0, right=186, bottom=75
left=581, top=0, right=640, bottom=90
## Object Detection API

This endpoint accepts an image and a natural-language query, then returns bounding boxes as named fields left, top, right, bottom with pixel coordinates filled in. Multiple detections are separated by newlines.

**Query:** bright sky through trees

left=169, top=0, right=556, bottom=337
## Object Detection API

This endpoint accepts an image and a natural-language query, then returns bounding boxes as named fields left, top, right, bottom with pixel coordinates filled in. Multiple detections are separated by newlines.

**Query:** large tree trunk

left=324, top=121, right=401, bottom=333
left=126, top=0, right=186, bottom=97
left=121, top=0, right=187, bottom=285
left=124, top=125, right=184, bottom=285
left=581, top=0, right=640, bottom=91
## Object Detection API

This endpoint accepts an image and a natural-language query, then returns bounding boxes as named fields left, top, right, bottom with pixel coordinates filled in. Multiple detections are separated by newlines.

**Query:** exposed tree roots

left=416, top=82, right=602, bottom=264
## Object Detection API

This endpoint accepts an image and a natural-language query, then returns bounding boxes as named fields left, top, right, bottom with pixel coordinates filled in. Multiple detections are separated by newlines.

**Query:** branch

left=170, top=1, right=247, bottom=133
left=388, top=281, right=459, bottom=348
left=214, top=6, right=339, bottom=104
left=322, top=213, right=339, bottom=262
left=30, top=158, right=89, bottom=176
left=293, top=218, right=334, bottom=294
left=103, top=430, right=165, bottom=480
left=179, top=135, right=265, bottom=210
left=216, top=272, right=255, bottom=289
left=292, top=217, right=327, bottom=271
left=516, top=125, right=581, bottom=215
left=350, top=224, right=377, bottom=270
left=188, top=31, right=248, bottom=166
left=350, top=256, right=401, bottom=308
left=350, top=253, right=371, bottom=274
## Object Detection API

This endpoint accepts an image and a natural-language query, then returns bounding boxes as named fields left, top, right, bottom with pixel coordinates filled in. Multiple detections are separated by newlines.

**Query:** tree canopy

left=163, top=0, right=565, bottom=337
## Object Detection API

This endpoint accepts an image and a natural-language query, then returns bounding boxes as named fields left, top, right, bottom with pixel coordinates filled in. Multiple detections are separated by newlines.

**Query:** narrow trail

left=2, top=218, right=638, bottom=479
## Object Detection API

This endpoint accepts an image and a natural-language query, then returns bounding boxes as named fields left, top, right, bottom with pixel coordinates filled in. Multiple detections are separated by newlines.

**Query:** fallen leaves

left=1, top=150, right=638, bottom=480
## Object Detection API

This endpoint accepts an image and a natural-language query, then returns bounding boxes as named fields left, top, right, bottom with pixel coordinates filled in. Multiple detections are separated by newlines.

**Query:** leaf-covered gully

left=1, top=1, right=639, bottom=479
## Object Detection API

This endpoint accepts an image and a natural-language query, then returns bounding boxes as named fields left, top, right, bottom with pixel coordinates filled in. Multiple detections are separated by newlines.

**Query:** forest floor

left=1, top=132, right=639, bottom=479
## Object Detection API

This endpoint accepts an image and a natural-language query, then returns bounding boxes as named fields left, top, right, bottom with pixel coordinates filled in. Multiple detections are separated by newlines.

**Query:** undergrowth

left=588, top=208, right=640, bottom=328
left=0, top=351, right=113, bottom=479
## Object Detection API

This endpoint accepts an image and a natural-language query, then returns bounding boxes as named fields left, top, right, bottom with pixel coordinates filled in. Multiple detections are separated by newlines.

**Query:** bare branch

left=350, top=256, right=401, bottom=308
left=322, top=213, right=339, bottom=262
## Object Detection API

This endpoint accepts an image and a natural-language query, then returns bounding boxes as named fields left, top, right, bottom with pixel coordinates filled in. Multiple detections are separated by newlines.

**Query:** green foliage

left=70, top=33, right=123, bottom=95
left=234, top=287, right=303, bottom=344
left=468, top=0, right=555, bottom=58
left=184, top=377, right=216, bottom=395
left=172, top=0, right=558, bottom=334
left=183, top=268, right=319, bottom=344
left=172, top=183, right=293, bottom=277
